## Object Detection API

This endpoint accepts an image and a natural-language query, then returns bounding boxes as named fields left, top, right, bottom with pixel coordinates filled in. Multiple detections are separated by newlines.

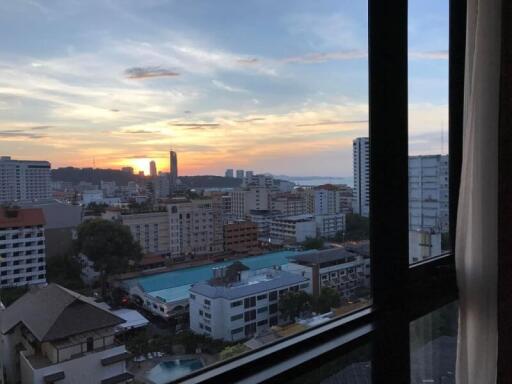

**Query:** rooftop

left=288, top=248, right=358, bottom=266
left=190, top=269, right=307, bottom=300
left=0, top=284, right=124, bottom=342
left=273, top=214, right=314, bottom=223
left=0, top=207, right=45, bottom=229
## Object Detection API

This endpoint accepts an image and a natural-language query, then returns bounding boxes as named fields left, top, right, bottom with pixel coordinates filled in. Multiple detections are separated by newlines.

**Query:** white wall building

left=0, top=284, right=132, bottom=384
left=409, top=230, right=442, bottom=264
left=0, top=156, right=51, bottom=203
left=121, top=210, right=170, bottom=256
left=0, top=207, right=47, bottom=288
left=352, top=138, right=370, bottom=217
left=231, top=187, right=271, bottom=219
left=189, top=268, right=309, bottom=341
left=408, top=155, right=449, bottom=233
left=270, top=214, right=316, bottom=244
left=271, top=193, right=307, bottom=216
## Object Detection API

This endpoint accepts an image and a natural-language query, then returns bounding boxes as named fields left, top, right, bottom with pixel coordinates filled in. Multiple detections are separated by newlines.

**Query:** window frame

left=175, top=0, right=465, bottom=382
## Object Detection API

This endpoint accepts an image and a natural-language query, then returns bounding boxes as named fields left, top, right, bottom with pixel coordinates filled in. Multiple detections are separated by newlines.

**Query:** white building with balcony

left=0, top=207, right=47, bottom=288
left=270, top=214, right=316, bottom=244
left=0, top=284, right=132, bottom=384
left=0, top=157, right=51, bottom=203
left=189, top=268, right=309, bottom=342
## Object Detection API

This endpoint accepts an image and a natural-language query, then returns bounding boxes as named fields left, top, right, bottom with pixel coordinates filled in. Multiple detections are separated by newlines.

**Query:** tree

left=220, top=344, right=248, bottom=360
left=314, top=287, right=341, bottom=314
left=74, top=219, right=142, bottom=295
left=46, top=253, right=85, bottom=291
left=279, top=291, right=312, bottom=322
left=343, top=214, right=369, bottom=241
left=0, top=286, right=29, bottom=307
left=302, top=237, right=324, bottom=250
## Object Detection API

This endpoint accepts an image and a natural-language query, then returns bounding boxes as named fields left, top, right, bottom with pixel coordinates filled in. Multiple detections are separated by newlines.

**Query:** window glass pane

left=408, top=0, right=450, bottom=264
left=1, top=0, right=369, bottom=382
left=410, top=301, right=458, bottom=383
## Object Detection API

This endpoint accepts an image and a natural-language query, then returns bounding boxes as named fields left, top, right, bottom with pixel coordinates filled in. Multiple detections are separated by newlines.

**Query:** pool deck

left=130, top=354, right=209, bottom=384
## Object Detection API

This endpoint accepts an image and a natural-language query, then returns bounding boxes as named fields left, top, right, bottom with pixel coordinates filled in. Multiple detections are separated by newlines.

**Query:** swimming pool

left=123, top=249, right=316, bottom=303
left=145, top=358, right=204, bottom=383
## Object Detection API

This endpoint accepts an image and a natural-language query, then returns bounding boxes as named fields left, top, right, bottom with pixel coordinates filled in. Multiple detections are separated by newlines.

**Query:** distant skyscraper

left=149, top=160, right=157, bottom=177
left=0, top=156, right=51, bottom=203
left=225, top=169, right=234, bottom=178
left=236, top=169, right=244, bottom=179
left=138, top=171, right=145, bottom=177
left=169, top=150, right=178, bottom=194
left=352, top=138, right=370, bottom=217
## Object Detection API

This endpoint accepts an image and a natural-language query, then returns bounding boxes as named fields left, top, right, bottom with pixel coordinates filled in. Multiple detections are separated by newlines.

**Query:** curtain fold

left=455, top=0, right=501, bottom=383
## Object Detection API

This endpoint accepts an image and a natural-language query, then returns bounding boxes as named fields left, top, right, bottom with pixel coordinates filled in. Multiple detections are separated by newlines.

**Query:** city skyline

left=0, top=0, right=448, bottom=176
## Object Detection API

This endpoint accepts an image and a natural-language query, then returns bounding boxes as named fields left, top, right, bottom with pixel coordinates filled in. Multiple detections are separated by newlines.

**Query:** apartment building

left=270, top=214, right=316, bottom=244
left=223, top=221, right=259, bottom=253
left=0, top=156, right=51, bottom=203
left=0, top=284, right=132, bottom=384
left=352, top=138, right=370, bottom=217
left=121, top=210, right=170, bottom=257
left=231, top=187, right=270, bottom=219
left=248, top=210, right=283, bottom=239
left=304, top=185, right=343, bottom=216
left=189, top=268, right=309, bottom=341
left=168, top=199, right=222, bottom=260
left=315, top=213, right=346, bottom=238
left=0, top=207, right=47, bottom=288
left=408, top=155, right=449, bottom=233
left=271, top=193, right=307, bottom=216
left=286, top=247, right=370, bottom=298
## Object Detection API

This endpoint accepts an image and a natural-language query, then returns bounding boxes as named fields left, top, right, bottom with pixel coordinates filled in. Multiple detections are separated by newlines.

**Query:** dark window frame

left=174, top=0, right=464, bottom=382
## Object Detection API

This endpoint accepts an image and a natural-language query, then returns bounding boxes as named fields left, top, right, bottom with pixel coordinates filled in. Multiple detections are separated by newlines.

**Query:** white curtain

left=455, top=0, right=502, bottom=383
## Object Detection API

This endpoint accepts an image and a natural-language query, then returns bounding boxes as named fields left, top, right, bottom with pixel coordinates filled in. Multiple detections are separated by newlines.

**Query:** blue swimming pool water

left=124, top=250, right=316, bottom=302
left=146, top=358, right=203, bottom=383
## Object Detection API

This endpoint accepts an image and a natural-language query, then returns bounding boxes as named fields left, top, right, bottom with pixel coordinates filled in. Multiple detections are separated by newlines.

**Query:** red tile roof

left=0, top=207, right=46, bottom=229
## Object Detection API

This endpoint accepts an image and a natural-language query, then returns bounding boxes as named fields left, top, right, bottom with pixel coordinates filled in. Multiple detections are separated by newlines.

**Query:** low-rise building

left=189, top=267, right=309, bottom=341
left=0, top=207, right=47, bottom=288
left=271, top=193, right=307, bottom=216
left=286, top=247, right=370, bottom=299
left=0, top=284, right=132, bottom=384
left=270, top=214, right=316, bottom=244
left=315, top=213, right=346, bottom=238
left=248, top=210, right=282, bottom=239
left=223, top=221, right=258, bottom=254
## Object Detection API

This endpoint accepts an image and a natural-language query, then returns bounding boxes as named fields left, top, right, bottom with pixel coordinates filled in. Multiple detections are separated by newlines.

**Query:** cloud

left=410, top=50, right=448, bottom=60
left=120, top=129, right=161, bottom=134
left=211, top=79, right=247, bottom=93
left=168, top=121, right=221, bottom=130
left=283, top=50, right=367, bottom=64
left=235, top=117, right=266, bottom=123
left=237, top=58, right=259, bottom=64
left=124, top=66, right=180, bottom=79
left=0, top=129, right=46, bottom=139
left=296, top=120, right=368, bottom=127
left=29, top=125, right=53, bottom=130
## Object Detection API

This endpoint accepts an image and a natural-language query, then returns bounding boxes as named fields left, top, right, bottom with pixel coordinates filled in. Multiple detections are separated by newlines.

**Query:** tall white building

left=408, top=155, right=449, bottom=233
left=231, top=187, right=270, bottom=219
left=189, top=268, right=309, bottom=341
left=305, top=185, right=343, bottom=216
left=0, top=207, right=47, bottom=288
left=121, top=210, right=170, bottom=257
left=0, top=157, right=51, bottom=203
left=352, top=138, right=370, bottom=217
left=270, top=214, right=316, bottom=244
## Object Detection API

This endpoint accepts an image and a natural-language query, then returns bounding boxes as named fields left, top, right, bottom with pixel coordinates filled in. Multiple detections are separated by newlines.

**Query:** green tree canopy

left=343, top=214, right=370, bottom=242
left=314, top=287, right=342, bottom=314
left=219, top=344, right=248, bottom=360
left=74, top=219, right=142, bottom=276
left=279, top=290, right=312, bottom=322
left=302, top=237, right=324, bottom=250
left=46, top=253, right=85, bottom=291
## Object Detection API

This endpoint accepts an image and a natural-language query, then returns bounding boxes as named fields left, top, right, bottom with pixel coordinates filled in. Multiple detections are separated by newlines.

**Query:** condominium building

left=271, top=193, right=307, bottom=216
left=304, top=185, right=344, bottom=216
left=315, top=213, right=346, bottom=238
left=286, top=247, right=370, bottom=298
left=149, top=160, right=157, bottom=177
left=189, top=268, right=309, bottom=341
left=0, top=207, right=47, bottom=288
left=352, top=138, right=370, bottom=217
left=270, top=214, right=316, bottom=244
left=409, top=229, right=442, bottom=264
left=231, top=187, right=270, bottom=219
left=248, top=210, right=283, bottom=239
left=0, top=156, right=51, bottom=203
left=169, top=150, right=178, bottom=195
left=121, top=210, right=170, bottom=257
left=0, top=284, right=132, bottom=384
left=225, top=169, right=234, bottom=178
left=223, top=221, right=258, bottom=253
left=168, top=199, right=221, bottom=260
left=236, top=169, right=244, bottom=179
left=408, top=155, right=449, bottom=233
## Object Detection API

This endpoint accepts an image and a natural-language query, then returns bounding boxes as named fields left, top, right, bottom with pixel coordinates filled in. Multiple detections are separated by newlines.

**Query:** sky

left=0, top=0, right=448, bottom=176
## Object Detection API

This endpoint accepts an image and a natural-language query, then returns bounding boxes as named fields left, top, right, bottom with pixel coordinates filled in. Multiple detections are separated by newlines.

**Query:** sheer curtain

left=455, top=0, right=502, bottom=383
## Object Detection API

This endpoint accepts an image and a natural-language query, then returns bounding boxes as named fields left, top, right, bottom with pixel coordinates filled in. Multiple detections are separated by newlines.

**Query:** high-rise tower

left=149, top=160, right=157, bottom=177
left=169, top=150, right=178, bottom=195
left=352, top=137, right=370, bottom=217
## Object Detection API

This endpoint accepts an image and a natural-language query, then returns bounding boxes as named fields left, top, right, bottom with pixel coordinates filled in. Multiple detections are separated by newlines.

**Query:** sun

left=131, top=158, right=150, bottom=176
